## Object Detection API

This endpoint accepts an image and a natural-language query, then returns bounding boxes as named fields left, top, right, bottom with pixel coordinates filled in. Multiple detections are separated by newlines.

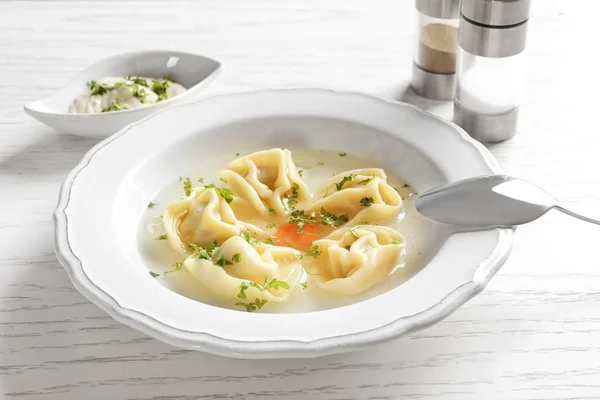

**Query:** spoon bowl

left=24, top=50, right=221, bottom=138
left=416, top=174, right=600, bottom=228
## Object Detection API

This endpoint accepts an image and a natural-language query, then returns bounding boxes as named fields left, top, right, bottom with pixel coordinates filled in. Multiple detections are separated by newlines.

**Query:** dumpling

left=306, top=168, right=402, bottom=227
left=220, top=148, right=311, bottom=218
left=184, top=236, right=305, bottom=306
left=303, top=225, right=405, bottom=295
left=163, top=187, right=265, bottom=256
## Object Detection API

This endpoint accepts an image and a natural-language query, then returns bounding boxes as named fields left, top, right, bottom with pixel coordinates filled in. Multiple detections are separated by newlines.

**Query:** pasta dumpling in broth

left=304, top=225, right=405, bottom=295
left=163, top=187, right=264, bottom=256
left=184, top=236, right=305, bottom=304
left=220, top=149, right=311, bottom=217
left=307, top=168, right=403, bottom=227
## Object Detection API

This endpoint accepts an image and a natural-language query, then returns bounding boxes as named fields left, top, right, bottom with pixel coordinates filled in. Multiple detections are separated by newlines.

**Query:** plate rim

left=53, top=88, right=514, bottom=358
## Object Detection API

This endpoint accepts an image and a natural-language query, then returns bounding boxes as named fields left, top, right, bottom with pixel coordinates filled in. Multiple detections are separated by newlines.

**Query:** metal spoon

left=415, top=174, right=600, bottom=228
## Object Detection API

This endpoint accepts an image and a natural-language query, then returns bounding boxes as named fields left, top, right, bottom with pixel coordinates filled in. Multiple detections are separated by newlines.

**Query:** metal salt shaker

left=453, top=0, right=532, bottom=143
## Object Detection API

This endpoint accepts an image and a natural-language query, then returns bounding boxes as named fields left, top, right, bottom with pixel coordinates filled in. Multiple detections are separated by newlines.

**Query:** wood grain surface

left=1, top=1, right=600, bottom=399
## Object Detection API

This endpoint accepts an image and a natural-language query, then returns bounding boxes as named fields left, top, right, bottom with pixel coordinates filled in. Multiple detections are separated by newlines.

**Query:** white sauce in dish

left=69, top=76, right=186, bottom=114
left=138, top=149, right=446, bottom=313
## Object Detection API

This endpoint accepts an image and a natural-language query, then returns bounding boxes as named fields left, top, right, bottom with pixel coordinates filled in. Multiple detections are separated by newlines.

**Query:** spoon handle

left=554, top=205, right=600, bottom=226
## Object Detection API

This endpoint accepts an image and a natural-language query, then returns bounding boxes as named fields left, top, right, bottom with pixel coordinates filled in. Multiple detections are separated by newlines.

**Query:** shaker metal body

left=453, top=0, right=531, bottom=143
left=411, top=0, right=460, bottom=100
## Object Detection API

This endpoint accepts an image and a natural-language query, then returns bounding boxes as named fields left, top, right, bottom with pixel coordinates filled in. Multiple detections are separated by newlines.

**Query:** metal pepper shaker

left=453, top=0, right=532, bottom=143
left=411, top=0, right=461, bottom=100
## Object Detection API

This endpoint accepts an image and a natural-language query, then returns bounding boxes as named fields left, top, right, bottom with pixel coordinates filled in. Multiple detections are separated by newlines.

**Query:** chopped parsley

left=213, top=255, right=233, bottom=267
left=298, top=282, right=308, bottom=291
left=334, top=174, right=355, bottom=191
left=182, top=177, right=193, bottom=196
left=357, top=177, right=374, bottom=186
left=204, top=184, right=234, bottom=203
left=235, top=152, right=240, bottom=157
left=390, top=240, right=402, bottom=245
left=264, top=238, right=276, bottom=245
left=147, top=201, right=156, bottom=208
left=102, top=99, right=124, bottom=113
left=289, top=208, right=318, bottom=234
left=232, top=253, right=242, bottom=263
left=197, top=177, right=204, bottom=183
left=236, top=298, right=267, bottom=312
left=317, top=161, right=325, bottom=166
left=266, top=207, right=277, bottom=216
left=339, top=152, right=347, bottom=157
left=402, top=183, right=410, bottom=188
left=130, top=77, right=149, bottom=87
left=360, top=197, right=374, bottom=207
left=349, top=229, right=358, bottom=240
left=155, top=234, right=168, bottom=241
left=319, top=208, right=349, bottom=228
left=237, top=277, right=290, bottom=300
left=241, top=231, right=258, bottom=245
left=304, top=244, right=322, bottom=258
left=294, top=253, right=304, bottom=260
left=298, top=170, right=304, bottom=177
left=266, top=221, right=277, bottom=229
left=152, top=79, right=170, bottom=102
left=149, top=271, right=160, bottom=278
left=219, top=177, right=228, bottom=184
left=164, top=261, right=184, bottom=275
left=344, top=245, right=351, bottom=251
left=130, top=84, right=147, bottom=100
left=88, top=80, right=111, bottom=96
left=189, top=241, right=218, bottom=260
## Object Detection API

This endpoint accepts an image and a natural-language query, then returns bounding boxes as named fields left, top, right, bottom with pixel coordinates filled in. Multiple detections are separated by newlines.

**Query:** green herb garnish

left=204, top=184, right=234, bottom=203
left=266, top=207, right=277, bottom=216
left=390, top=240, right=402, bottom=245
left=164, top=261, right=184, bottom=275
left=339, top=152, right=347, bottom=157
left=213, top=255, right=233, bottom=267
left=148, top=201, right=156, bottom=208
left=349, top=229, right=358, bottom=240
left=182, top=177, right=193, bottom=196
left=298, top=170, right=303, bottom=177
left=197, top=177, right=204, bottom=183
left=357, top=177, right=374, bottom=186
left=189, top=241, right=218, bottom=260
left=304, top=244, right=322, bottom=258
left=237, top=277, right=290, bottom=300
left=155, top=234, right=168, bottom=241
left=298, top=282, right=308, bottom=291
left=317, top=161, right=325, bottom=166
left=130, top=77, right=149, bottom=87
left=219, top=177, right=228, bottom=184
left=88, top=80, right=111, bottom=96
left=334, top=174, right=356, bottom=191
left=152, top=79, right=170, bottom=102
left=149, top=271, right=160, bottom=278
left=266, top=221, right=277, bottom=229
left=264, top=238, right=276, bottom=245
left=319, top=208, right=349, bottom=228
left=360, top=197, right=374, bottom=207
left=102, top=99, right=124, bottom=113
left=289, top=209, right=318, bottom=234
left=235, top=152, right=240, bottom=157
left=236, top=298, right=268, bottom=312
left=402, top=183, right=410, bottom=188
left=241, top=231, right=258, bottom=245
left=232, top=253, right=242, bottom=263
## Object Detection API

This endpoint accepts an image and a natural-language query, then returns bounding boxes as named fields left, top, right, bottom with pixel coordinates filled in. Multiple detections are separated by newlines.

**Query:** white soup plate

left=54, top=89, right=513, bottom=359
left=24, top=50, right=221, bottom=138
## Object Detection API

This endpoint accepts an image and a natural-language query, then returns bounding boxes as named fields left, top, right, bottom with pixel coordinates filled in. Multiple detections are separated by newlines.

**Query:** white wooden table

left=2, top=1, right=600, bottom=398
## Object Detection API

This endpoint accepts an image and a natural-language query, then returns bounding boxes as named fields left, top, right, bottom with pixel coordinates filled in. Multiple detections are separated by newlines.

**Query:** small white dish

left=54, top=89, right=513, bottom=359
left=24, top=50, right=221, bottom=138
